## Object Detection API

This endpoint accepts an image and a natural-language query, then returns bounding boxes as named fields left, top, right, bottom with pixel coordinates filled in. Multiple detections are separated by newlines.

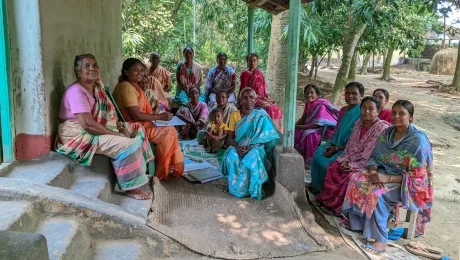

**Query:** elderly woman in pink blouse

left=55, top=53, right=154, bottom=200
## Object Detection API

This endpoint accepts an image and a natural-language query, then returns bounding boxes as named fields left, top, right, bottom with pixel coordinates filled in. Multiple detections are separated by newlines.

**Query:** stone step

left=93, top=240, right=149, bottom=260
left=112, top=183, right=153, bottom=219
left=36, top=218, right=91, bottom=260
left=69, top=177, right=112, bottom=202
left=2, top=159, right=73, bottom=189
left=0, top=200, right=40, bottom=232
left=118, top=196, right=152, bottom=219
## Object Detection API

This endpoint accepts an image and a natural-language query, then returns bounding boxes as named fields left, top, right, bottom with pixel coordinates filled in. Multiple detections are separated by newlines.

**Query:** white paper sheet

left=153, top=116, right=186, bottom=127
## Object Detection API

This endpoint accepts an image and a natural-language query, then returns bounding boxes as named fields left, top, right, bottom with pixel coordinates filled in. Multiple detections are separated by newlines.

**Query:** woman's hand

left=323, top=145, right=339, bottom=158
left=237, top=145, right=249, bottom=157
left=118, top=126, right=131, bottom=138
left=197, top=120, right=206, bottom=129
left=156, top=112, right=173, bottom=121
left=340, top=161, right=351, bottom=171
left=295, top=125, right=307, bottom=130
left=369, top=171, right=390, bottom=189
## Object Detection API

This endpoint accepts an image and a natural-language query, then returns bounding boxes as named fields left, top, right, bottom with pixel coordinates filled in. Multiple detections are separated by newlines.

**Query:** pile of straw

left=430, top=48, right=458, bottom=75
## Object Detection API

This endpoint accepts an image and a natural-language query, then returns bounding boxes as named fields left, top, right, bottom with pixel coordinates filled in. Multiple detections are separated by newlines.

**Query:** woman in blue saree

left=311, top=82, right=364, bottom=193
left=221, top=87, right=280, bottom=200
left=342, top=100, right=433, bottom=254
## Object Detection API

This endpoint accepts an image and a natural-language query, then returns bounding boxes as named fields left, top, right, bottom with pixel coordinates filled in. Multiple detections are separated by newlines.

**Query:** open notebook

left=153, top=116, right=186, bottom=127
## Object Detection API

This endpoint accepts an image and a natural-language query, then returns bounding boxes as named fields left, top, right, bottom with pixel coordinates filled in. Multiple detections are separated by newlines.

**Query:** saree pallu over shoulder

left=310, top=105, right=361, bottom=192
left=205, top=66, right=234, bottom=96
left=344, top=125, right=433, bottom=235
left=131, top=83, right=184, bottom=180
left=175, top=61, right=206, bottom=104
left=294, top=98, right=339, bottom=164
left=55, top=80, right=154, bottom=191
left=221, top=109, right=280, bottom=200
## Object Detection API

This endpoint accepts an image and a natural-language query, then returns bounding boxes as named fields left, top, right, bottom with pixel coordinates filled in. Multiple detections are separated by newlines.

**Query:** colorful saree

left=342, top=125, right=433, bottom=242
left=221, top=109, right=280, bottom=200
left=239, top=69, right=284, bottom=132
left=56, top=80, right=154, bottom=190
left=145, top=75, right=170, bottom=111
left=177, top=101, right=209, bottom=136
left=315, top=119, right=390, bottom=214
left=175, top=61, right=206, bottom=105
left=294, top=98, right=339, bottom=165
left=205, top=66, right=236, bottom=108
left=310, top=104, right=361, bottom=192
left=115, top=82, right=184, bottom=180
left=379, top=108, right=392, bottom=124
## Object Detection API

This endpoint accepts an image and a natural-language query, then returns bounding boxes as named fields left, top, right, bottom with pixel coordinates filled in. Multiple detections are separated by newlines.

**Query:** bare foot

left=364, top=241, right=387, bottom=254
left=125, top=188, right=152, bottom=200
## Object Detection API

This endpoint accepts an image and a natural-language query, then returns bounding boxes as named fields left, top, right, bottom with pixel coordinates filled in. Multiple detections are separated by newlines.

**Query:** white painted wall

left=39, top=0, right=122, bottom=136
left=7, top=0, right=122, bottom=139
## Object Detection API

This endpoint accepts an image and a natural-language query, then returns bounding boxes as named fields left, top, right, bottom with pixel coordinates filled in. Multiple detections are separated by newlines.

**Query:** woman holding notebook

left=113, top=58, right=184, bottom=180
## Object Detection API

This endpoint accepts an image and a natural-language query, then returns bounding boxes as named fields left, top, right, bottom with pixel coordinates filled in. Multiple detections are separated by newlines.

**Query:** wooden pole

left=248, top=7, right=254, bottom=54
left=283, top=0, right=301, bottom=152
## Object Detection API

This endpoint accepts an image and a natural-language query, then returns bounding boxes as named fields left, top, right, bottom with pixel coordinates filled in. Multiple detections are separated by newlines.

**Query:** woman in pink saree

left=294, top=84, right=339, bottom=167
left=239, top=53, right=283, bottom=132
left=315, top=96, right=391, bottom=215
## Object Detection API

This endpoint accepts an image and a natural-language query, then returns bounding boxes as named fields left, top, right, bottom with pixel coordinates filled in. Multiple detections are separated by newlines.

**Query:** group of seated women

left=55, top=51, right=433, bottom=255
left=174, top=46, right=284, bottom=136
left=55, top=49, right=282, bottom=203
left=293, top=82, right=433, bottom=254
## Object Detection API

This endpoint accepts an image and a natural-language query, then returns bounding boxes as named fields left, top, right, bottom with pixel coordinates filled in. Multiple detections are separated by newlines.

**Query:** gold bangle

left=389, top=175, right=393, bottom=183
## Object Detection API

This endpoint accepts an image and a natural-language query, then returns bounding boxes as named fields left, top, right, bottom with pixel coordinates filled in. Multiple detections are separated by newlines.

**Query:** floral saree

left=294, top=98, right=339, bottom=165
left=56, top=80, right=154, bottom=190
left=315, top=119, right=390, bottom=214
left=220, top=109, right=280, bottom=200
left=342, top=125, right=433, bottom=241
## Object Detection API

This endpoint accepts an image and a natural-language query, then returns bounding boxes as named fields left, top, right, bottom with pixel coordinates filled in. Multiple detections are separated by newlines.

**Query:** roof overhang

left=242, top=0, right=311, bottom=15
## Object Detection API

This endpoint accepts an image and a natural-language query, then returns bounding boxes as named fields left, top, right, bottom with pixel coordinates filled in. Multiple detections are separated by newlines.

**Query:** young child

left=204, top=108, right=228, bottom=153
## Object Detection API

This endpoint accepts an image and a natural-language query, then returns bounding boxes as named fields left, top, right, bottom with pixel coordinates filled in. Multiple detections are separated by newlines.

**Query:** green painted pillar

left=0, top=0, right=13, bottom=162
left=283, top=0, right=301, bottom=152
left=247, top=7, right=254, bottom=54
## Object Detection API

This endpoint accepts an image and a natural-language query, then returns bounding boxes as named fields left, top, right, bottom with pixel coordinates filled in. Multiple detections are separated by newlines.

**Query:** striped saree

left=55, top=80, right=154, bottom=191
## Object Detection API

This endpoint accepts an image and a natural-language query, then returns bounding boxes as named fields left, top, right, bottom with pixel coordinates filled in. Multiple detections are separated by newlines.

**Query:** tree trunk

left=372, top=53, right=375, bottom=72
left=314, top=58, right=321, bottom=80
left=337, top=48, right=342, bottom=64
left=331, top=15, right=367, bottom=104
left=266, top=10, right=289, bottom=106
left=347, top=50, right=358, bottom=82
left=381, top=45, right=395, bottom=81
left=360, top=52, right=371, bottom=75
left=327, top=51, right=332, bottom=67
left=309, top=56, right=316, bottom=78
left=452, top=43, right=460, bottom=91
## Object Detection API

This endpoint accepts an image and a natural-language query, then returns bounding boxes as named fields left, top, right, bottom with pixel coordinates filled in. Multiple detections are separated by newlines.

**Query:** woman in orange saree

left=113, top=58, right=184, bottom=180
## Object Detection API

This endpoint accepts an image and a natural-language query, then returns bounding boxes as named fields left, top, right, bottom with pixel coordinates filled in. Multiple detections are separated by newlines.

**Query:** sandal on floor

left=362, top=242, right=386, bottom=255
left=406, top=241, right=443, bottom=259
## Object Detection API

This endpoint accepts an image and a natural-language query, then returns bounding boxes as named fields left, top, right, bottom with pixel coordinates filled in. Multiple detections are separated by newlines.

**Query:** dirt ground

left=295, top=64, right=460, bottom=259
